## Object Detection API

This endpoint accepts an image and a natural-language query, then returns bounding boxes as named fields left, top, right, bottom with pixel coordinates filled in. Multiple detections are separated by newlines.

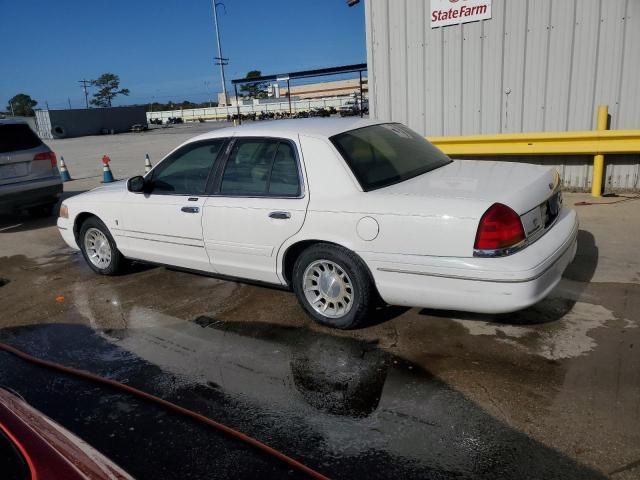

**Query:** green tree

left=145, top=100, right=219, bottom=113
left=179, top=100, right=198, bottom=109
left=6, top=93, right=38, bottom=116
left=90, top=73, right=130, bottom=107
left=239, top=70, right=269, bottom=99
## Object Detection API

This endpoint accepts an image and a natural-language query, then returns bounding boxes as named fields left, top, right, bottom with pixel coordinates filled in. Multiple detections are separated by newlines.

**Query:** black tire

left=78, top=217, right=127, bottom=275
left=292, top=243, right=375, bottom=329
left=51, top=125, right=66, bottom=139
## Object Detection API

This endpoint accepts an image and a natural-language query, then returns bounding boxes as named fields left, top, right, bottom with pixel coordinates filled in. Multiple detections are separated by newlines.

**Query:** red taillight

left=474, top=203, right=525, bottom=251
left=33, top=151, right=57, bottom=168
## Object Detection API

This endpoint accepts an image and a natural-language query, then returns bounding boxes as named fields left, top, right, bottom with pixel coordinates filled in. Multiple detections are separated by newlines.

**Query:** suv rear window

left=330, top=123, right=451, bottom=191
left=0, top=124, right=43, bottom=153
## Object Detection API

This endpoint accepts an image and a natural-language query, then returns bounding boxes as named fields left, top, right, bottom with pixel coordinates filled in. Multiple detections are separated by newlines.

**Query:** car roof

left=189, top=117, right=389, bottom=143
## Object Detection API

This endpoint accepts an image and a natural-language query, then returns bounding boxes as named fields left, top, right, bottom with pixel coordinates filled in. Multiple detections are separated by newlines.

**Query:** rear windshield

left=330, top=123, right=451, bottom=191
left=0, top=124, right=43, bottom=153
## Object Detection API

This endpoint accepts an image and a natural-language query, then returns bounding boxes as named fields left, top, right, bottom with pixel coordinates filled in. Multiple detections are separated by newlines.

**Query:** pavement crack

left=477, top=381, right=511, bottom=426
left=609, top=458, right=640, bottom=476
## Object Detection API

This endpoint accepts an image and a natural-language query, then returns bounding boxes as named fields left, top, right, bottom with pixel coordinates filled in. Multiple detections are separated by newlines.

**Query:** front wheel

left=79, top=217, right=127, bottom=275
left=292, top=244, right=375, bottom=329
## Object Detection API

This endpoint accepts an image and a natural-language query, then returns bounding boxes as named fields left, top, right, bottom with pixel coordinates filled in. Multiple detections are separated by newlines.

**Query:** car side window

left=219, top=139, right=300, bottom=197
left=151, top=139, right=225, bottom=195
left=269, top=142, right=300, bottom=196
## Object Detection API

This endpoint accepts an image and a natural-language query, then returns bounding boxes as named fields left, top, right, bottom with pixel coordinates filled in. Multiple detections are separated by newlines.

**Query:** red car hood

left=0, top=388, right=132, bottom=480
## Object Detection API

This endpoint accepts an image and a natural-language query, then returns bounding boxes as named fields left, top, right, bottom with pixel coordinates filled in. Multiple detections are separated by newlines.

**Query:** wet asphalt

left=0, top=321, right=607, bottom=479
left=0, top=191, right=639, bottom=479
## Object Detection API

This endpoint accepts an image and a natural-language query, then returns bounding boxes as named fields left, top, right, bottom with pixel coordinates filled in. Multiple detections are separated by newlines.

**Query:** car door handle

left=181, top=206, right=200, bottom=213
left=269, top=211, right=291, bottom=219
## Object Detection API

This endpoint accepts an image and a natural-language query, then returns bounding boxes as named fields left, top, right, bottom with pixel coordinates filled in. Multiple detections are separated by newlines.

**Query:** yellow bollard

left=591, top=105, right=609, bottom=197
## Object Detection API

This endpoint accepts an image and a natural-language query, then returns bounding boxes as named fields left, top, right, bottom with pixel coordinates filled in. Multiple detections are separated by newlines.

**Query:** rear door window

left=219, top=139, right=300, bottom=197
left=268, top=143, right=300, bottom=196
left=0, top=124, right=43, bottom=153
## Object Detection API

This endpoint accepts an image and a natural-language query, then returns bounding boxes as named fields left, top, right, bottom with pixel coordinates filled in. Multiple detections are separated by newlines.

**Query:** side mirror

left=127, top=175, right=146, bottom=193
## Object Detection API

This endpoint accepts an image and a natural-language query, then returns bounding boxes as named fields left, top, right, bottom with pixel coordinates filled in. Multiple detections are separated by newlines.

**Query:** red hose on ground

left=0, top=341, right=330, bottom=480
left=574, top=195, right=640, bottom=206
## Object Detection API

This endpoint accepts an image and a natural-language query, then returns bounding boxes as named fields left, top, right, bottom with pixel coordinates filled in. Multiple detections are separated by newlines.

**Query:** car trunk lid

left=378, top=159, right=562, bottom=241
left=381, top=159, right=559, bottom=211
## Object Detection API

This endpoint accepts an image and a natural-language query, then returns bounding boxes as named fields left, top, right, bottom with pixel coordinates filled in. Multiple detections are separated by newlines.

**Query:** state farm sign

left=431, top=0, right=492, bottom=28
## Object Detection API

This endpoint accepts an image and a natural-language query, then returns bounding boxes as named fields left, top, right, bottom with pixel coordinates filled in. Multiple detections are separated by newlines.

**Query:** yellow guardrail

left=428, top=129, right=640, bottom=156
left=427, top=105, right=640, bottom=197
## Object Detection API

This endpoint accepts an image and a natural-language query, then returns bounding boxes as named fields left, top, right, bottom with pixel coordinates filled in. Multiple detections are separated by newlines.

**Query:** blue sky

left=0, top=0, right=365, bottom=110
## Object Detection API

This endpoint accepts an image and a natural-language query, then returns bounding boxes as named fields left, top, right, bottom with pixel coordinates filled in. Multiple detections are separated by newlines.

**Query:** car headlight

left=59, top=204, right=69, bottom=219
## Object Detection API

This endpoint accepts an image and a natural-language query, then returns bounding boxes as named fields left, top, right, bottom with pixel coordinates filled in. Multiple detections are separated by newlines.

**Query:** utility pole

left=78, top=79, right=91, bottom=108
left=68, top=98, right=72, bottom=109
left=9, top=102, right=15, bottom=116
left=212, top=1, right=229, bottom=106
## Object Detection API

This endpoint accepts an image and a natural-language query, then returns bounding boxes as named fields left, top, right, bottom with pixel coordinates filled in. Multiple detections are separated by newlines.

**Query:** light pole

left=212, top=1, right=229, bottom=106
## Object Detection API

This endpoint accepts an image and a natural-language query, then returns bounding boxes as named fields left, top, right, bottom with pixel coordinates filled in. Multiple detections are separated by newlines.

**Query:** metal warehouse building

left=35, top=106, right=147, bottom=139
left=364, top=0, right=640, bottom=190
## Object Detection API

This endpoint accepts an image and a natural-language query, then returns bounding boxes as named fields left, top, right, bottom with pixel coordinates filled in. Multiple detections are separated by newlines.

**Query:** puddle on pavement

left=0, top=320, right=606, bottom=479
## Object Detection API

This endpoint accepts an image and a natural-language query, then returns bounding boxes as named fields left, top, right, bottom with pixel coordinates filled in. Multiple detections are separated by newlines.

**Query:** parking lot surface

left=1, top=125, right=639, bottom=479
left=47, top=122, right=232, bottom=180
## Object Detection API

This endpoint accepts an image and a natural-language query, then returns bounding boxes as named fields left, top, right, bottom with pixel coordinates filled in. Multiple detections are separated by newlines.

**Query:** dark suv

left=0, top=119, right=62, bottom=216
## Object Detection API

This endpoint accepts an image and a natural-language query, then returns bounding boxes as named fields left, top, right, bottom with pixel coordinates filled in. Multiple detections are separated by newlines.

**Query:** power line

left=78, top=79, right=91, bottom=108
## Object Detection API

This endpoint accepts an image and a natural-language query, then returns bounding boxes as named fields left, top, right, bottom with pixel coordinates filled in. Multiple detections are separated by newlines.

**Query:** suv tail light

left=474, top=203, right=525, bottom=254
left=34, top=151, right=57, bottom=168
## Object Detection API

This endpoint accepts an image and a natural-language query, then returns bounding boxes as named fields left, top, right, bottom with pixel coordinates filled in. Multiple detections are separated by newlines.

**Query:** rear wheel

left=292, top=244, right=374, bottom=329
left=79, top=217, right=127, bottom=275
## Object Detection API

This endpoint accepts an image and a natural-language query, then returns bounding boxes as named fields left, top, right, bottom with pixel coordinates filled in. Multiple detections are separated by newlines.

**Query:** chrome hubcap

left=84, top=228, right=112, bottom=268
left=303, top=260, right=354, bottom=319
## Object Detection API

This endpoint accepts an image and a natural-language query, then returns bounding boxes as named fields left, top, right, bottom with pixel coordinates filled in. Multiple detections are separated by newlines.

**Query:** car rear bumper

left=365, top=207, right=579, bottom=314
left=0, top=177, right=63, bottom=211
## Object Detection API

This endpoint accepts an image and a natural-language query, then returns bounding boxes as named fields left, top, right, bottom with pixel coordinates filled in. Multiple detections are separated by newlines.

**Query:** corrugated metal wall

left=454, top=154, right=640, bottom=191
left=364, top=0, right=640, bottom=189
left=366, top=0, right=640, bottom=134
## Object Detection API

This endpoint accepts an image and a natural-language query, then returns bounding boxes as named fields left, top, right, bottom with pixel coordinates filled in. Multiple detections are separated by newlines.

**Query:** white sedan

left=58, top=119, right=578, bottom=329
